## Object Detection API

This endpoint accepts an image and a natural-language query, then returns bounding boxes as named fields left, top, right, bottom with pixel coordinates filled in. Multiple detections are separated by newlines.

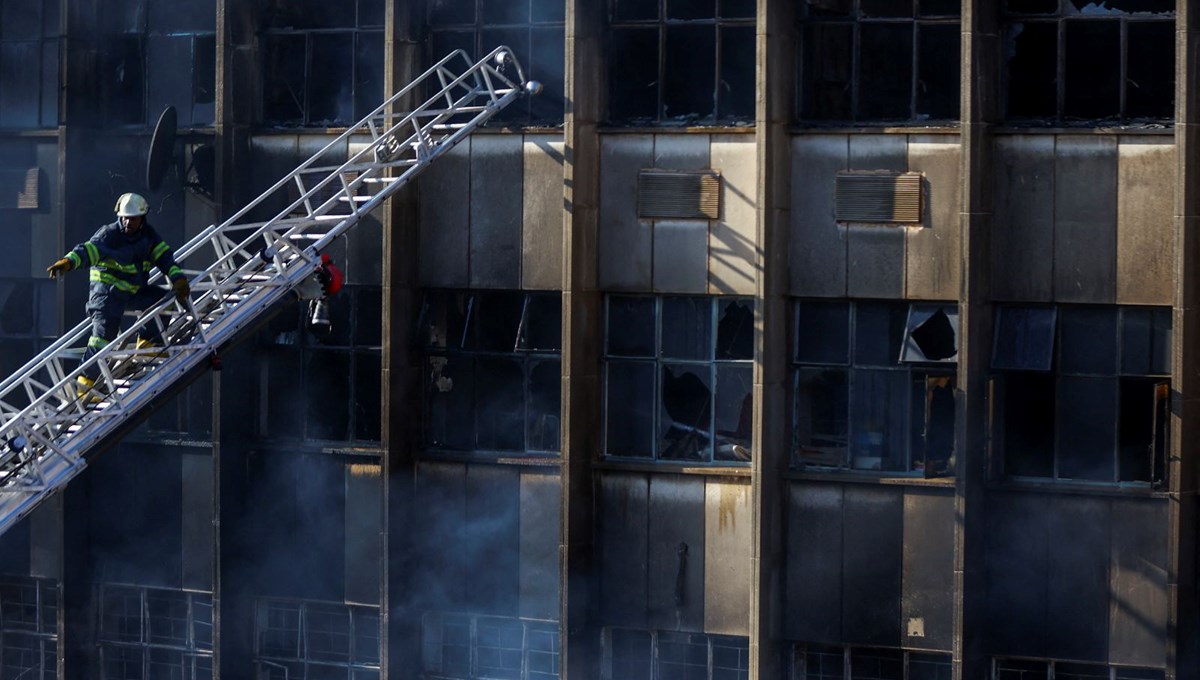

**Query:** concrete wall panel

left=1108, top=499, right=1168, bottom=667
left=906, top=137, right=960, bottom=301
left=465, top=464, right=521, bottom=615
left=413, top=462, right=468, bottom=611
left=785, top=483, right=843, bottom=643
left=790, top=135, right=848, bottom=297
left=181, top=452, right=213, bottom=592
left=470, top=134, right=524, bottom=288
left=647, top=475, right=706, bottom=631
left=1116, top=138, right=1173, bottom=305
left=710, top=135, right=757, bottom=295
left=519, top=471, right=562, bottom=621
left=654, top=134, right=710, bottom=170
left=522, top=135, right=565, bottom=290
left=900, top=489, right=954, bottom=650
left=599, top=135, right=654, bottom=290
left=847, top=135, right=907, bottom=298
left=1046, top=495, right=1111, bottom=661
left=992, top=136, right=1055, bottom=301
left=704, top=477, right=751, bottom=636
left=419, top=140, right=470, bottom=287
left=841, top=485, right=903, bottom=646
left=30, top=141, right=59, bottom=278
left=344, top=463, right=380, bottom=605
left=986, top=493, right=1050, bottom=657
left=1054, top=136, right=1117, bottom=303
left=654, top=220, right=709, bottom=293
left=598, top=472, right=649, bottom=627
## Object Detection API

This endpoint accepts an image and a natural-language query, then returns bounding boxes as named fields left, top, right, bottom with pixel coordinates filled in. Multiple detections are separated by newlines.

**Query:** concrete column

left=380, top=0, right=423, bottom=676
left=953, top=2, right=998, bottom=679
left=1168, top=2, right=1200, bottom=677
left=561, top=1, right=604, bottom=678
left=750, top=0, right=794, bottom=678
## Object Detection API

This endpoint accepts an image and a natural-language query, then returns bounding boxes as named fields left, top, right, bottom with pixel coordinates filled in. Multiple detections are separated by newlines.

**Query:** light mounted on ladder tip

left=293, top=253, right=344, bottom=335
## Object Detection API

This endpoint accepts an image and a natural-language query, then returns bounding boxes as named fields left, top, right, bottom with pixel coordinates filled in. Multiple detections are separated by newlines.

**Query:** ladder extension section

left=0, top=46, right=535, bottom=537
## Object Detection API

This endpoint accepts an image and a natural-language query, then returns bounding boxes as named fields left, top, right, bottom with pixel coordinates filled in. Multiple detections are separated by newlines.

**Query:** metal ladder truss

left=0, top=46, right=536, bottom=537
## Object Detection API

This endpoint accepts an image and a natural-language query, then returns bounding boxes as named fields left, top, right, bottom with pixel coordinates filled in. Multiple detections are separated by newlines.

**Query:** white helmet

left=114, top=192, right=149, bottom=217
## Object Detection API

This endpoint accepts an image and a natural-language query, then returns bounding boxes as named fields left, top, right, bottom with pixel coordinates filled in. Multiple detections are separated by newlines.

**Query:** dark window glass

left=263, top=34, right=306, bottom=124
left=1006, top=21, right=1058, bottom=119
left=805, top=645, right=845, bottom=680
left=994, top=659, right=1050, bottom=679
left=1121, top=307, right=1172, bottom=376
left=473, top=291, right=524, bottom=352
left=714, top=364, right=752, bottom=462
left=849, top=647, right=904, bottom=679
left=1059, top=307, right=1118, bottom=375
left=720, top=0, right=756, bottom=19
left=480, top=26, right=531, bottom=124
left=859, top=22, right=914, bottom=120
left=354, top=353, right=382, bottom=441
left=427, top=355, right=475, bottom=449
left=1113, top=667, right=1166, bottom=680
left=481, top=0, right=527, bottom=24
left=1118, top=378, right=1162, bottom=483
left=1, top=0, right=40, bottom=39
left=607, top=296, right=656, bottom=357
left=1056, top=376, right=1117, bottom=481
left=431, top=0, right=475, bottom=24
left=355, top=32, right=385, bottom=120
left=532, top=0, right=564, bottom=23
left=1003, top=372, right=1055, bottom=477
left=850, top=369, right=908, bottom=471
left=794, top=368, right=849, bottom=468
left=861, top=0, right=913, bottom=18
left=1085, top=0, right=1174, bottom=11
left=1126, top=21, right=1174, bottom=119
left=611, top=630, right=653, bottom=679
left=796, top=300, right=850, bottom=364
left=854, top=302, right=906, bottom=366
left=992, top=307, right=1056, bottom=371
left=716, top=298, right=754, bottom=360
left=431, top=30, right=476, bottom=64
left=918, top=0, right=959, bottom=16
left=475, top=357, right=524, bottom=451
left=1056, top=662, right=1113, bottom=680
left=309, top=33, right=355, bottom=125
left=527, top=359, right=561, bottom=452
left=529, top=25, right=566, bottom=123
left=908, top=653, right=952, bottom=680
left=658, top=632, right=709, bottom=680
left=1064, top=20, right=1121, bottom=120
left=663, top=24, right=717, bottom=121
left=914, top=374, right=955, bottom=477
left=667, top=0, right=715, bottom=21
left=108, top=36, right=146, bottom=126
left=609, top=27, right=659, bottom=122
left=662, top=297, right=712, bottom=360
left=605, top=361, right=656, bottom=457
left=800, top=22, right=853, bottom=120
left=718, top=25, right=756, bottom=120
left=916, top=23, right=959, bottom=120
left=1006, top=0, right=1058, bottom=13
left=0, top=42, right=38, bottom=128
left=614, top=0, right=659, bottom=22
left=306, top=351, right=352, bottom=440
left=660, top=364, right=713, bottom=460
left=520, top=293, right=562, bottom=351
left=193, top=34, right=216, bottom=107
left=421, top=291, right=471, bottom=349
left=903, top=305, right=959, bottom=363
left=359, top=0, right=385, bottom=27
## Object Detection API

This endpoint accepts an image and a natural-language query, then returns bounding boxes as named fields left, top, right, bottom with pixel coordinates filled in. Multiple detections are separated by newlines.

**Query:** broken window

left=0, top=577, right=57, bottom=680
left=428, top=0, right=565, bottom=126
left=793, top=643, right=950, bottom=680
left=608, top=628, right=748, bottom=680
left=421, top=289, right=562, bottom=456
left=422, top=612, right=558, bottom=680
left=792, top=300, right=957, bottom=476
left=97, top=584, right=213, bottom=680
left=255, top=598, right=380, bottom=679
left=991, top=657, right=1164, bottom=680
left=261, top=4, right=383, bottom=127
left=993, top=305, right=1171, bottom=485
left=1003, top=3, right=1175, bottom=125
left=602, top=295, right=754, bottom=464
left=607, top=0, right=756, bottom=125
left=797, top=3, right=960, bottom=124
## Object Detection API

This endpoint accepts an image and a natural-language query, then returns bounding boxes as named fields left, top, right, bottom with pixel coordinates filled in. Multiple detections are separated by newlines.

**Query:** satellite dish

left=146, top=106, right=177, bottom=191
left=145, top=105, right=216, bottom=199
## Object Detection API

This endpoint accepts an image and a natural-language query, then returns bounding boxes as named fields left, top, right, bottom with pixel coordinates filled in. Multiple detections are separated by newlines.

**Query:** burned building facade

left=0, top=0, right=1195, bottom=679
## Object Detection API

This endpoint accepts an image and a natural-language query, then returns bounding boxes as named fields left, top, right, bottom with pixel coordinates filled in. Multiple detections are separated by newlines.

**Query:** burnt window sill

left=786, top=468, right=954, bottom=488
left=993, top=123, right=1174, bottom=135
left=416, top=449, right=560, bottom=467
left=595, top=458, right=751, bottom=477
left=988, top=477, right=1169, bottom=499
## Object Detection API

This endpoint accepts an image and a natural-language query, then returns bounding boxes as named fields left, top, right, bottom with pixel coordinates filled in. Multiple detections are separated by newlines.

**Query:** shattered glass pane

left=1076, top=0, right=1174, bottom=12
left=426, top=354, right=475, bottom=450
left=916, top=22, right=959, bottom=120
left=800, top=22, right=853, bottom=121
left=474, top=357, right=524, bottom=450
left=659, top=364, right=712, bottom=460
left=1002, top=372, right=1055, bottom=478
left=716, top=298, right=753, bottom=360
left=1005, top=21, right=1057, bottom=119
left=607, top=296, right=656, bottom=357
left=309, top=33, right=356, bottom=125
left=1063, top=20, right=1120, bottom=120
left=663, top=24, right=717, bottom=121
left=795, top=300, right=850, bottom=365
left=849, top=369, right=908, bottom=472
left=1125, top=20, right=1174, bottom=119
left=608, top=27, right=659, bottom=122
left=1059, top=306, right=1117, bottom=375
left=605, top=361, right=655, bottom=457
left=527, top=359, right=561, bottom=451
left=1057, top=376, right=1117, bottom=481
left=859, top=22, right=913, bottom=120
left=714, top=365, right=752, bottom=462
left=662, top=297, right=712, bottom=360
left=420, top=291, right=471, bottom=349
left=860, top=0, right=913, bottom=18
left=718, top=25, right=756, bottom=120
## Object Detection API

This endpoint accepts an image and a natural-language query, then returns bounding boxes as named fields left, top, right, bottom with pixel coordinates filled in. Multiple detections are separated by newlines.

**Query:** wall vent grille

left=637, top=170, right=721, bottom=219
left=835, top=171, right=922, bottom=224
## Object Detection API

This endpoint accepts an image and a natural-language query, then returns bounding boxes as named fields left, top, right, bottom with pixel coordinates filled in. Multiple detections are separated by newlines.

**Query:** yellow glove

left=46, top=258, right=72, bottom=278
left=172, top=277, right=190, bottom=300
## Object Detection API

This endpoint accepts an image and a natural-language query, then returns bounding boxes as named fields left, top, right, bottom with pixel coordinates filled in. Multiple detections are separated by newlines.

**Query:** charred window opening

left=262, top=2, right=383, bottom=127
left=797, top=2, right=960, bottom=124
left=420, top=290, right=562, bottom=456
left=602, top=295, right=754, bottom=464
left=258, top=286, right=382, bottom=444
left=991, top=657, right=1165, bottom=680
left=0, top=0, right=59, bottom=129
left=428, top=0, right=565, bottom=126
left=793, top=300, right=957, bottom=476
left=422, top=612, right=558, bottom=680
left=1003, top=3, right=1175, bottom=125
left=606, top=0, right=756, bottom=126
left=0, top=577, right=57, bottom=680
left=792, top=643, right=951, bottom=679
left=992, top=305, right=1171, bottom=485
left=97, top=584, right=213, bottom=679
left=608, top=628, right=748, bottom=680
left=255, top=598, right=380, bottom=678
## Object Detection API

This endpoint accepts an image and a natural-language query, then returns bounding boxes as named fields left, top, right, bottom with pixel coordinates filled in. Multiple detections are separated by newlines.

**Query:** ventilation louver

left=638, top=170, right=721, bottom=219
left=0, top=168, right=39, bottom=210
left=835, top=171, right=922, bottom=224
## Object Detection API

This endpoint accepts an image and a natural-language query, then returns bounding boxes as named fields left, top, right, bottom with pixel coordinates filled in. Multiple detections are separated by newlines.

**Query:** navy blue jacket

left=64, top=221, right=184, bottom=295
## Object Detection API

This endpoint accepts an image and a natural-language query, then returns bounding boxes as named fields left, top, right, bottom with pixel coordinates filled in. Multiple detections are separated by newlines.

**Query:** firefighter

left=45, top=193, right=191, bottom=399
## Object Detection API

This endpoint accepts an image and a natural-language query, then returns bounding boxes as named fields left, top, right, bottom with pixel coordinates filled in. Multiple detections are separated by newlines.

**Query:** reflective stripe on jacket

left=63, top=221, right=184, bottom=295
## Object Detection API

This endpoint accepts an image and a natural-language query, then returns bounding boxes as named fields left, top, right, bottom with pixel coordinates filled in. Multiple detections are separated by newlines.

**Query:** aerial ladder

left=0, top=46, right=539, bottom=538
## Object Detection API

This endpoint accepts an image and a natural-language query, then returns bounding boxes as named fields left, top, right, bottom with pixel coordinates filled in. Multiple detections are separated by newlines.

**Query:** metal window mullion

left=303, top=33, right=314, bottom=126
left=1119, top=18, right=1128, bottom=119
left=1056, top=19, right=1065, bottom=123
left=851, top=21, right=861, bottom=121
left=657, top=23, right=666, bottom=122
left=910, top=21, right=918, bottom=119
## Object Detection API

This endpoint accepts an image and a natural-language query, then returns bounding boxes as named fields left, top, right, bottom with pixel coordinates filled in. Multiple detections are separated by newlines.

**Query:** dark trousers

left=82, top=282, right=168, bottom=379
